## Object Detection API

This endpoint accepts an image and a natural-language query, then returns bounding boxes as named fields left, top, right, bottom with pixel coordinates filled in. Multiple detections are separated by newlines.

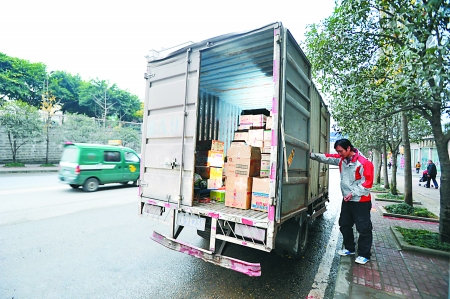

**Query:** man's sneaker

left=338, top=249, right=355, bottom=256
left=355, top=256, right=369, bottom=264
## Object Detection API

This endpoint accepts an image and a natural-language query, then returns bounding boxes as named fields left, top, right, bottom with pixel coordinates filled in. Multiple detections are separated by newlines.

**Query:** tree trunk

left=383, top=143, right=389, bottom=189
left=402, top=113, right=413, bottom=206
left=45, top=120, right=50, bottom=165
left=428, top=109, right=450, bottom=243
left=374, top=149, right=382, bottom=184
left=391, top=153, right=398, bottom=195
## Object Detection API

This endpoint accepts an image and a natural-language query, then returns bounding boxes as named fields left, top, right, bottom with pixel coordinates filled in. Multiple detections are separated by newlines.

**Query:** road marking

left=307, top=213, right=341, bottom=299
left=0, top=185, right=67, bottom=195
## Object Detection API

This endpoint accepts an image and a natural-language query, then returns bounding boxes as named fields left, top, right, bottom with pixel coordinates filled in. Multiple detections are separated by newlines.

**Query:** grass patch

left=371, top=184, right=387, bottom=192
left=376, top=193, right=404, bottom=200
left=395, top=227, right=450, bottom=252
left=40, top=164, right=55, bottom=167
left=385, top=203, right=438, bottom=219
left=3, top=162, right=25, bottom=167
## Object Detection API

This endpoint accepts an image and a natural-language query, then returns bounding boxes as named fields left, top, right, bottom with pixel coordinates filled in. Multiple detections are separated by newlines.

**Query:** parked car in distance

left=59, top=142, right=140, bottom=192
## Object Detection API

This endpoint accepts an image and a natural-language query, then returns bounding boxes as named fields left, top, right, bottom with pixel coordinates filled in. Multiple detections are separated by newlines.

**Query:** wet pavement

left=2, top=165, right=449, bottom=298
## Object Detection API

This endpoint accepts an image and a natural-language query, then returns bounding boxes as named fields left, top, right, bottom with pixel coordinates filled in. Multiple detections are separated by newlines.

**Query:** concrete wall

left=0, top=128, right=64, bottom=164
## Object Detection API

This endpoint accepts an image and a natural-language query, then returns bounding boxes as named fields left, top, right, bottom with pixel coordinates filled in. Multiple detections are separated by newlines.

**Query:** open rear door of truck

left=141, top=49, right=200, bottom=208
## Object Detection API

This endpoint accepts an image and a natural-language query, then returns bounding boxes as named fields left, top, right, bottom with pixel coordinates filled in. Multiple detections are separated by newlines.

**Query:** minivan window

left=125, top=152, right=140, bottom=163
left=60, top=147, right=79, bottom=163
left=104, top=151, right=121, bottom=162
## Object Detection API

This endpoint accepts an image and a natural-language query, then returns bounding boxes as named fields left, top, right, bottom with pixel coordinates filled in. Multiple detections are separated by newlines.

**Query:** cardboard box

left=266, top=116, right=273, bottom=129
left=238, top=124, right=252, bottom=130
left=227, top=143, right=261, bottom=160
left=226, top=158, right=261, bottom=177
left=248, top=129, right=264, bottom=141
left=196, top=140, right=224, bottom=152
left=247, top=140, right=264, bottom=148
left=260, top=170, right=270, bottom=177
left=234, top=131, right=249, bottom=142
left=196, top=150, right=224, bottom=167
left=239, top=115, right=252, bottom=124
left=263, top=130, right=271, bottom=142
left=225, top=177, right=253, bottom=209
left=261, top=146, right=271, bottom=154
left=195, top=166, right=223, bottom=179
left=252, top=114, right=267, bottom=125
left=261, top=153, right=271, bottom=161
left=210, top=190, right=226, bottom=202
left=251, top=177, right=270, bottom=212
left=207, top=179, right=222, bottom=189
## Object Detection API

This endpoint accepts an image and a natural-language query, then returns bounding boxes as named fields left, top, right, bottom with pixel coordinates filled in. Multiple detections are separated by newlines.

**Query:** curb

left=0, top=169, right=58, bottom=174
left=390, top=226, right=450, bottom=258
left=374, top=197, right=422, bottom=205
left=378, top=205, right=439, bottom=223
left=333, top=255, right=352, bottom=299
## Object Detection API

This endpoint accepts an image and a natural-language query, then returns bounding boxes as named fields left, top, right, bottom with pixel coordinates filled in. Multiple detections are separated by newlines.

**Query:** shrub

left=385, top=203, right=437, bottom=219
left=395, top=227, right=450, bottom=252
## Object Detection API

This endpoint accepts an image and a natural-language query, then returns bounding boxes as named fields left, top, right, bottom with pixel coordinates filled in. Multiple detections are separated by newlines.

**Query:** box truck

left=138, top=22, right=330, bottom=276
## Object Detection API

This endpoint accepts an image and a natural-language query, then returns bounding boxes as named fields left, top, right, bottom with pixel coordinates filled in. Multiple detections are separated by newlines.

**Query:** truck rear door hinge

left=139, top=180, right=148, bottom=187
left=144, top=73, right=155, bottom=79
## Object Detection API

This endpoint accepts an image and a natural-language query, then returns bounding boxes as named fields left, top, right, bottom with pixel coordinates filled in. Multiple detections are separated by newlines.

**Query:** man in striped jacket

left=310, top=139, right=374, bottom=265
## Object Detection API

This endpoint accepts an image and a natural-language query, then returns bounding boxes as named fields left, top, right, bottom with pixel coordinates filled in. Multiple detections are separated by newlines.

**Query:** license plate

left=177, top=213, right=206, bottom=231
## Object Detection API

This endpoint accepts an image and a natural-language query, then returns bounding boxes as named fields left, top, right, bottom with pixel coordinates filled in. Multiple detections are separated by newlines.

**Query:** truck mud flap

left=151, top=231, right=261, bottom=277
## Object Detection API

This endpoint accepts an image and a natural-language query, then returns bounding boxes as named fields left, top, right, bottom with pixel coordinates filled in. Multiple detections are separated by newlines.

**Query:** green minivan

left=59, top=142, right=140, bottom=192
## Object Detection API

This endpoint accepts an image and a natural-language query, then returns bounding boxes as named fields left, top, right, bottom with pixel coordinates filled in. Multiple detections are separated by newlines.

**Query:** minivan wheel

left=69, top=184, right=79, bottom=189
left=83, top=178, right=99, bottom=192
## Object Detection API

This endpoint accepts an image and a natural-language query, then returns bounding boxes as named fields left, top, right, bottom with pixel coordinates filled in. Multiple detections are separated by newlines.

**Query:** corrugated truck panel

left=278, top=30, right=311, bottom=217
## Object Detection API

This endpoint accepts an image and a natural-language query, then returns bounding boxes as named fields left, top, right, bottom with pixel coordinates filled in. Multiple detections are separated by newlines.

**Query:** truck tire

left=83, top=178, right=99, bottom=192
left=274, top=217, right=309, bottom=259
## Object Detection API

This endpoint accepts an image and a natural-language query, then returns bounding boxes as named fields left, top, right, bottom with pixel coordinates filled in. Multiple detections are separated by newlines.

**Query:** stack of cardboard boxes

left=225, top=143, right=261, bottom=209
left=193, top=112, right=273, bottom=212
left=195, top=140, right=225, bottom=201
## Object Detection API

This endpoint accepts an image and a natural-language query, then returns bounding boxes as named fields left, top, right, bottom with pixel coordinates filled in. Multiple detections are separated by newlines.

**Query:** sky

left=1, top=0, right=335, bottom=100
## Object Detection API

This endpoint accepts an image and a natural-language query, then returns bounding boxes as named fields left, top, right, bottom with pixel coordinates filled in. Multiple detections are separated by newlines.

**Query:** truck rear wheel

left=275, top=217, right=309, bottom=259
left=83, top=178, right=99, bottom=192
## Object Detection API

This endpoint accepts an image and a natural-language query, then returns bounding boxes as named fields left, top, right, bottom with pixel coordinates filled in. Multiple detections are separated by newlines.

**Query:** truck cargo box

left=139, top=22, right=330, bottom=276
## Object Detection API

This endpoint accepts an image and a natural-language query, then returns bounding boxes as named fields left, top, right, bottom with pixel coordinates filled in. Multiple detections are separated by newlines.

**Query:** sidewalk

left=334, top=170, right=449, bottom=298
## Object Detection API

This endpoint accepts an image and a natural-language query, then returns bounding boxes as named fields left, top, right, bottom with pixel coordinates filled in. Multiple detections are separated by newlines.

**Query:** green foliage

left=0, top=53, right=142, bottom=122
left=0, top=101, right=43, bottom=163
left=40, top=164, right=55, bottom=167
left=395, top=227, right=450, bottom=252
left=377, top=193, right=404, bottom=200
left=61, top=113, right=141, bottom=151
left=371, top=184, right=388, bottom=192
left=385, top=203, right=437, bottom=218
left=3, top=162, right=25, bottom=167
left=0, top=53, right=46, bottom=106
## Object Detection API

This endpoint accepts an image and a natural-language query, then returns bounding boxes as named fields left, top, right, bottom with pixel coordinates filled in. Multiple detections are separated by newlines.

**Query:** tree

left=0, top=53, right=46, bottom=106
left=41, top=92, right=62, bottom=165
left=304, top=0, right=450, bottom=241
left=0, top=101, right=42, bottom=163
left=47, top=71, right=85, bottom=114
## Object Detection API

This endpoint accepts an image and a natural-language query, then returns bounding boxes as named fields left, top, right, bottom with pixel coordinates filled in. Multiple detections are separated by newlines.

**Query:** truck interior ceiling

left=196, top=27, right=274, bottom=151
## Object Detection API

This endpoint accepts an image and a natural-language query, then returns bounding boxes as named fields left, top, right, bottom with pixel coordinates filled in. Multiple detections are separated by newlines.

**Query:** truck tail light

left=75, top=165, right=80, bottom=175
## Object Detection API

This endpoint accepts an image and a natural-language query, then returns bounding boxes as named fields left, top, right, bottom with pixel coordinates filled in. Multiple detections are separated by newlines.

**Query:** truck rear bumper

left=151, top=231, right=261, bottom=277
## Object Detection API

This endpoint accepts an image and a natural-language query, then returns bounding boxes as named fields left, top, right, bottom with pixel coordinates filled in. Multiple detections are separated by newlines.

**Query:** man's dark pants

left=339, top=201, right=373, bottom=259
left=426, top=175, right=438, bottom=188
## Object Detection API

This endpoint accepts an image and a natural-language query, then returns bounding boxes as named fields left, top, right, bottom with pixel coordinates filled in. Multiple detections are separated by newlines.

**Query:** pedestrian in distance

left=426, top=159, right=439, bottom=189
left=415, top=161, right=421, bottom=174
left=388, top=161, right=392, bottom=169
left=310, top=138, right=374, bottom=265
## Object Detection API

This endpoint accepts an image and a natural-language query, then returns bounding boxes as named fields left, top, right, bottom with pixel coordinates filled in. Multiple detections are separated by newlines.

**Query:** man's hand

left=343, top=193, right=352, bottom=202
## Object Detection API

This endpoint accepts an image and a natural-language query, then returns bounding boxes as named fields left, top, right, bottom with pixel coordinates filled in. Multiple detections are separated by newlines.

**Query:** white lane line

left=307, top=214, right=341, bottom=299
